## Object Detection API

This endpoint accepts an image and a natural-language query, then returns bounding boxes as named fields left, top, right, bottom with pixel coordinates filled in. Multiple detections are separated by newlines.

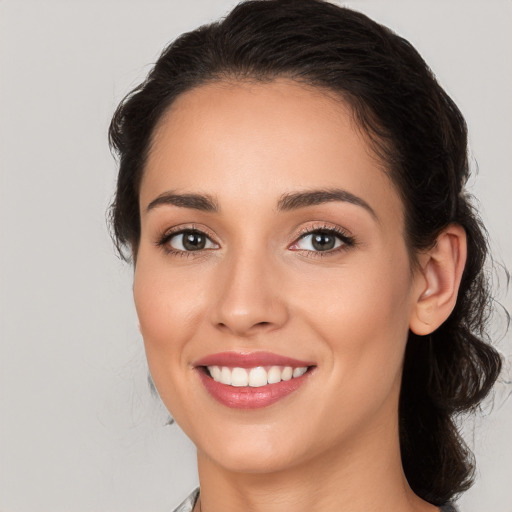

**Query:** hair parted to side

left=108, top=0, right=502, bottom=505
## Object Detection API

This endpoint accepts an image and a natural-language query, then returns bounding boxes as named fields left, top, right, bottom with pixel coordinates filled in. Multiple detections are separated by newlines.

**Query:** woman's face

left=134, top=79, right=424, bottom=474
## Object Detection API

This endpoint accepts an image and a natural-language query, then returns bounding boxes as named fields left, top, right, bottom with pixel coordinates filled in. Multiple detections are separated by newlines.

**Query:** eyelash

left=155, top=224, right=356, bottom=258
left=292, top=224, right=356, bottom=258
left=156, top=225, right=218, bottom=258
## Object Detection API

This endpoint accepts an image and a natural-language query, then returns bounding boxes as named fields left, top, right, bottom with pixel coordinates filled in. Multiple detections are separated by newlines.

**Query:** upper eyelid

left=293, top=223, right=353, bottom=239
left=161, top=224, right=219, bottom=241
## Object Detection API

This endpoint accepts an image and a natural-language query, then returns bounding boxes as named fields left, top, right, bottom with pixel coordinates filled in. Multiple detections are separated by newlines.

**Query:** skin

left=134, top=79, right=466, bottom=512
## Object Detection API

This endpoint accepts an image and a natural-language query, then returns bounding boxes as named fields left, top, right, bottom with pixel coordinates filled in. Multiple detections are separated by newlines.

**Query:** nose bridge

left=211, top=242, right=288, bottom=336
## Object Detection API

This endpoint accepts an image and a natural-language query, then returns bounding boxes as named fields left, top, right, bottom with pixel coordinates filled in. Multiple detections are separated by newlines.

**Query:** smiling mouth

left=203, top=365, right=312, bottom=387
left=193, top=352, right=316, bottom=408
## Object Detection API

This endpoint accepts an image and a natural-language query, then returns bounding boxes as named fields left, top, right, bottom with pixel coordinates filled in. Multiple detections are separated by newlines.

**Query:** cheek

left=301, top=263, right=413, bottom=436
left=132, top=260, right=213, bottom=423
left=133, top=258, right=207, bottom=368
left=300, top=250, right=411, bottom=324
left=294, top=250, right=413, bottom=378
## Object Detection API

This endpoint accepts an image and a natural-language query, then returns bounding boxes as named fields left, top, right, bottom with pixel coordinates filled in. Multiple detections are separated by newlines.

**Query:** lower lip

left=196, top=369, right=312, bottom=409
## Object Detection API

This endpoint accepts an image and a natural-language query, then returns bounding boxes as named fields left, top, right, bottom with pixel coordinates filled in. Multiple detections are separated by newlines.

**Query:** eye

left=290, top=228, right=354, bottom=253
left=165, top=229, right=219, bottom=252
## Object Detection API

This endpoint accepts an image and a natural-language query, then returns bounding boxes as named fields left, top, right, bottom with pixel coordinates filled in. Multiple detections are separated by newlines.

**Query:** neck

left=195, top=410, right=437, bottom=512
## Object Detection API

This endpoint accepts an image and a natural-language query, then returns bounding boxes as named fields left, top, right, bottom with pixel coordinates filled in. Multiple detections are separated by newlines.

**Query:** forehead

left=141, top=79, right=402, bottom=224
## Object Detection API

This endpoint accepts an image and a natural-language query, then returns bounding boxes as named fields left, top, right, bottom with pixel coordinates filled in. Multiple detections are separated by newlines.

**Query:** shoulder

left=171, top=488, right=200, bottom=512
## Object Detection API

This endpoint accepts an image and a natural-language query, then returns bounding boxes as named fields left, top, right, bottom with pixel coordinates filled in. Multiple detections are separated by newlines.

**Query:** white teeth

left=293, top=367, right=307, bottom=378
left=267, top=366, right=282, bottom=384
left=281, top=366, right=293, bottom=381
left=249, top=367, right=268, bottom=387
left=220, top=366, right=232, bottom=385
left=210, top=366, right=221, bottom=381
left=231, top=367, right=248, bottom=387
left=207, top=365, right=309, bottom=387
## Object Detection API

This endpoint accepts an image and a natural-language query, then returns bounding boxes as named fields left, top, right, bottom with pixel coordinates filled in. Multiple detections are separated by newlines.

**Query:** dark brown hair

left=108, top=0, right=502, bottom=505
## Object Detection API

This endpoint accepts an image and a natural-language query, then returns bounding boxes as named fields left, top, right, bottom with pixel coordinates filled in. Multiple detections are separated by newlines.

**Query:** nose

left=210, top=250, right=289, bottom=338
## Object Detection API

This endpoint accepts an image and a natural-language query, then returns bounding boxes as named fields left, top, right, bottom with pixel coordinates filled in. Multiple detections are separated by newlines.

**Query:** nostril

left=217, top=321, right=269, bottom=327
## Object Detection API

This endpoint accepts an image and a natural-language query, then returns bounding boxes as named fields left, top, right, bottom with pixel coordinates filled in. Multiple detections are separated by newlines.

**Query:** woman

left=108, top=1, right=502, bottom=511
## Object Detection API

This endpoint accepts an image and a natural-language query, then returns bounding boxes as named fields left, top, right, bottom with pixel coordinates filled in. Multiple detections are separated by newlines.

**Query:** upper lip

left=193, top=351, right=315, bottom=368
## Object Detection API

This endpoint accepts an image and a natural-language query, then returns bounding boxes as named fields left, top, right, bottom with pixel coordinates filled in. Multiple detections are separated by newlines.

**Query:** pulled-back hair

left=108, top=0, right=502, bottom=505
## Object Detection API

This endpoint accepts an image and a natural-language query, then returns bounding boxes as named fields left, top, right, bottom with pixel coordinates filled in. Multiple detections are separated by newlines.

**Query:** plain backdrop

left=0, top=1, right=511, bottom=511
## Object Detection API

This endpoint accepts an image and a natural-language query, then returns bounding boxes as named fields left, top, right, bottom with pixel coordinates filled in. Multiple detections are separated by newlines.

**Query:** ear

left=409, top=224, right=467, bottom=336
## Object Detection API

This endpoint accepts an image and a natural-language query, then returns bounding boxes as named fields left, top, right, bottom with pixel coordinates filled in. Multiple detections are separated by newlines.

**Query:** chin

left=206, top=448, right=299, bottom=475
left=196, top=427, right=307, bottom=475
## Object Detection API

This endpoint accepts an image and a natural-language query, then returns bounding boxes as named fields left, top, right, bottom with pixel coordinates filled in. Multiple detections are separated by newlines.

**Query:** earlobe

left=409, top=224, right=467, bottom=336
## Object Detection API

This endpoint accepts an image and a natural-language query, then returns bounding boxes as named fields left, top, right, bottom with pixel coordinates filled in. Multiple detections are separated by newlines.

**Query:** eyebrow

left=146, top=187, right=376, bottom=219
left=277, top=188, right=377, bottom=219
left=146, top=192, right=219, bottom=213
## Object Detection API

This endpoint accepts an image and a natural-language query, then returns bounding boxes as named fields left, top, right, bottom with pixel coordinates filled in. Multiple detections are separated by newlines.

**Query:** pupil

left=183, top=232, right=206, bottom=251
left=312, top=232, right=335, bottom=251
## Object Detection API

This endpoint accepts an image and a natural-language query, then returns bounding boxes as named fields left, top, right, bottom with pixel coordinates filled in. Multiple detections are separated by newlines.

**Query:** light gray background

left=0, top=1, right=511, bottom=511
